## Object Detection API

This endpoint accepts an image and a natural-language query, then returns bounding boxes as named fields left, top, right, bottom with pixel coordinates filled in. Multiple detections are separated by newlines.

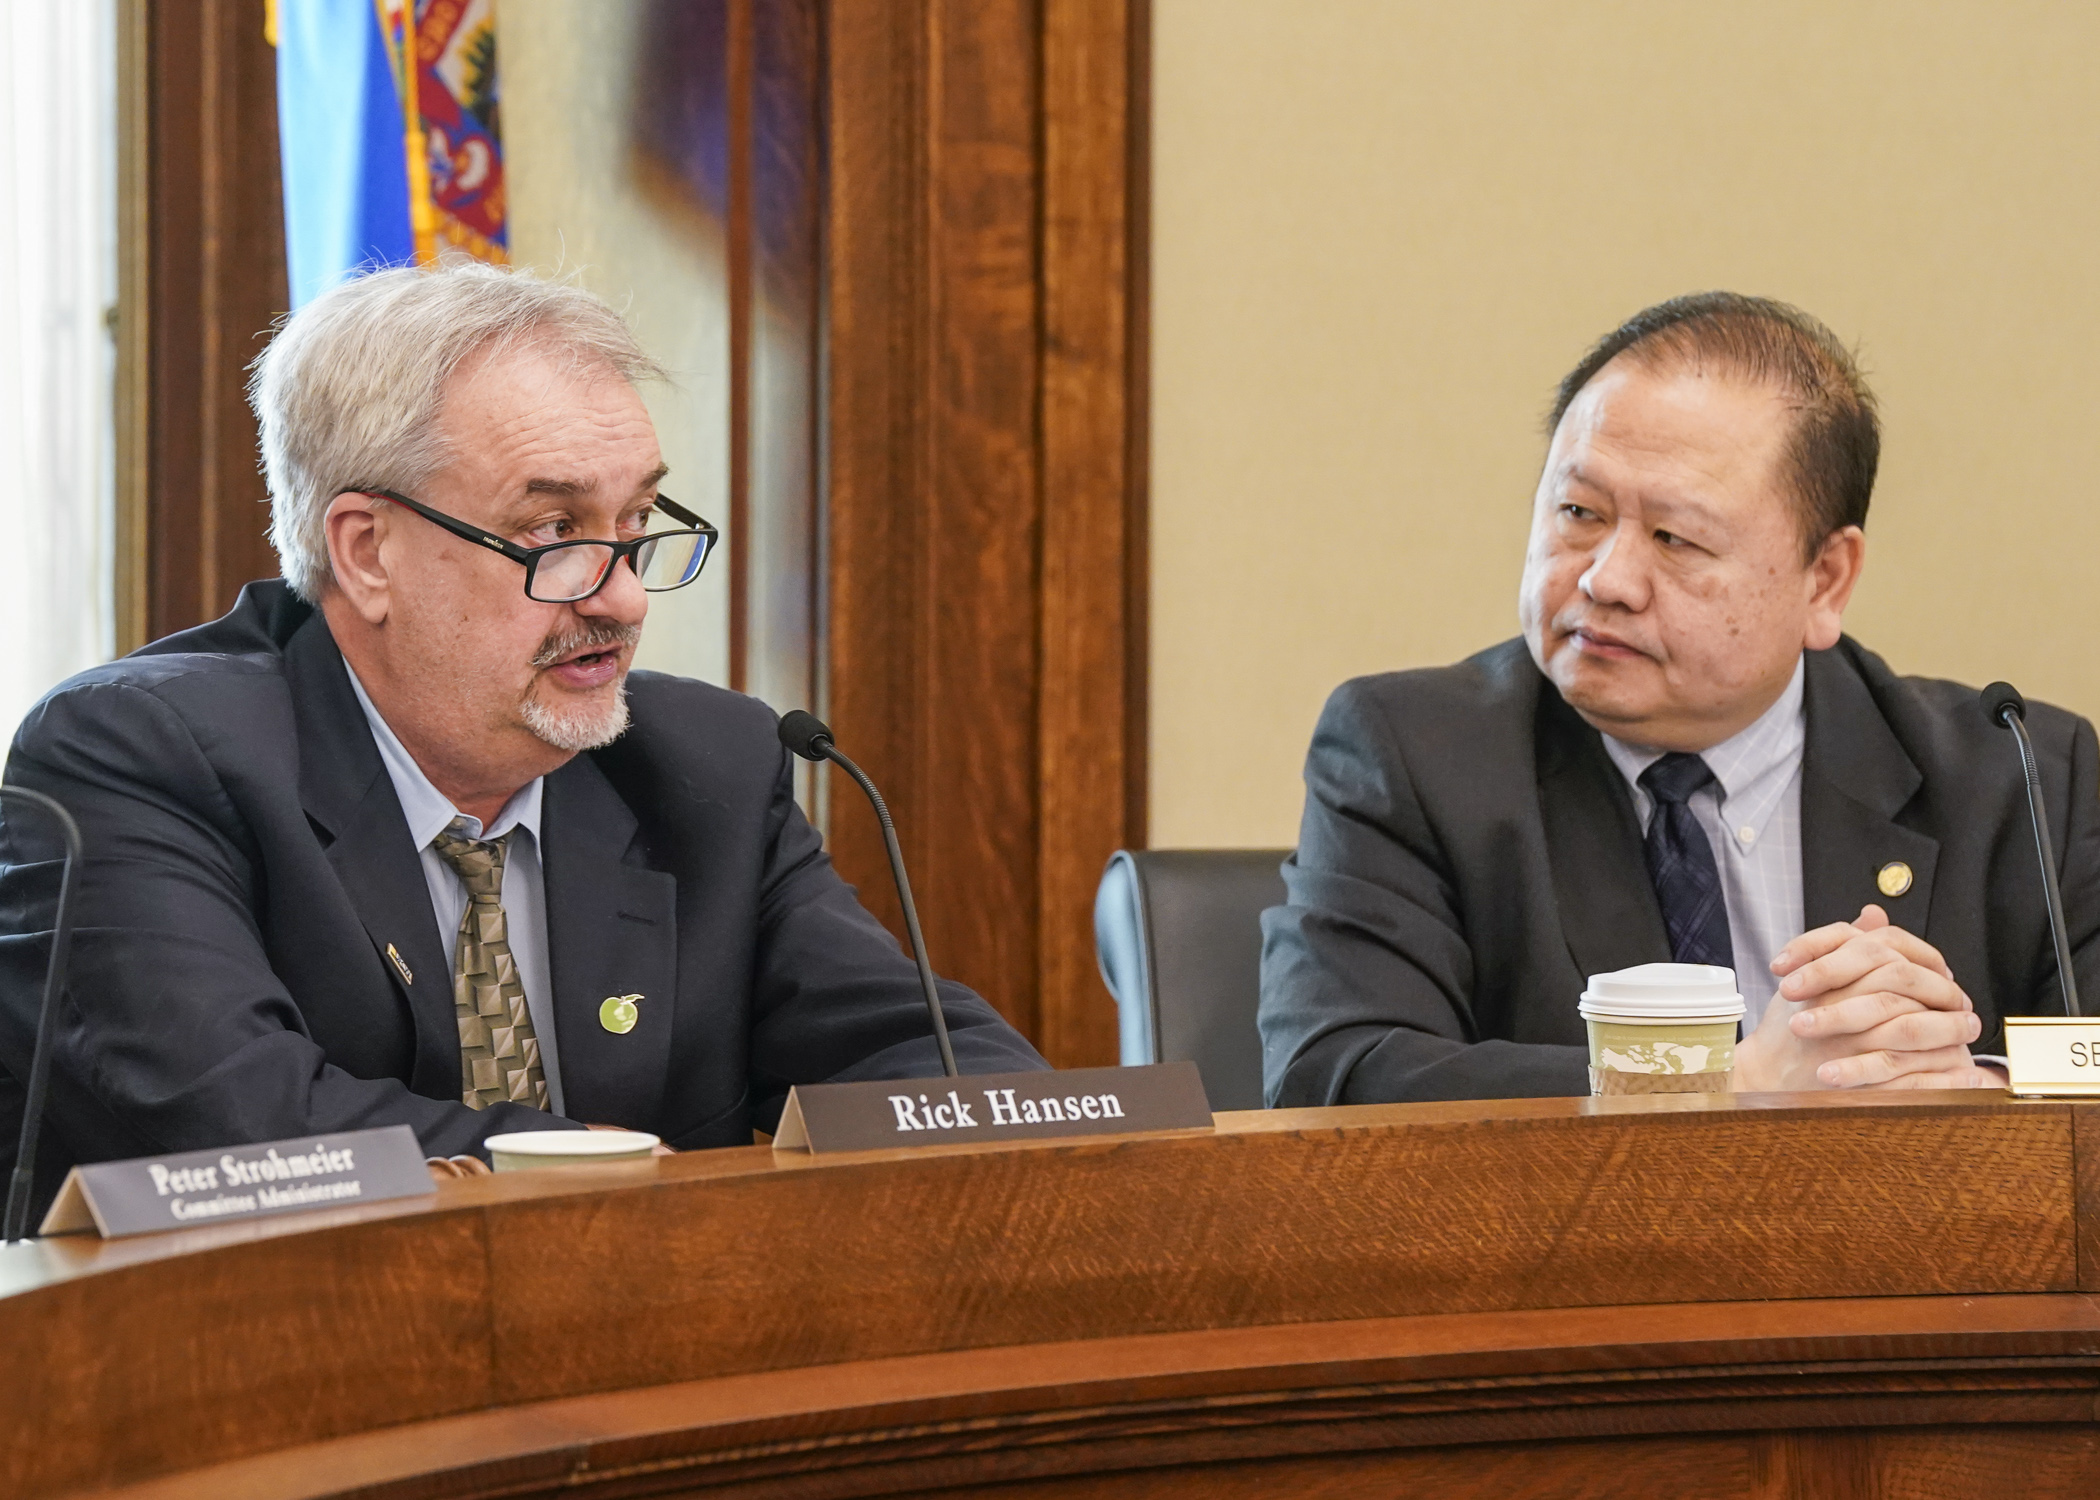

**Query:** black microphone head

left=1981, top=681, right=2027, bottom=728
left=778, top=709, right=835, bottom=761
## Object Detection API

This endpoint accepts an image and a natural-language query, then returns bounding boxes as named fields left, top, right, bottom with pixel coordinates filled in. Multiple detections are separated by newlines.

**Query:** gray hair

left=247, top=261, right=666, bottom=601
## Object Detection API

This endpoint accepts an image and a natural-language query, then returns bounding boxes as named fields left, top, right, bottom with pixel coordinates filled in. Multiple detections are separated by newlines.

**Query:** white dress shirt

left=343, top=663, right=567, bottom=1115
left=1600, top=658, right=1807, bottom=1031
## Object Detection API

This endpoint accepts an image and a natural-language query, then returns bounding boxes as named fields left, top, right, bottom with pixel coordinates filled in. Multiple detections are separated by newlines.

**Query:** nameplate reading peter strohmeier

left=38, top=1124, right=434, bottom=1239
left=772, top=1062, right=1212, bottom=1154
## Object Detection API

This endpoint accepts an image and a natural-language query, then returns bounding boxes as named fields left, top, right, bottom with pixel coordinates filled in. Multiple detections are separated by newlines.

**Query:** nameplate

left=38, top=1125, right=434, bottom=1239
left=2003, top=1017, right=2100, bottom=1097
left=772, top=1062, right=1213, bottom=1154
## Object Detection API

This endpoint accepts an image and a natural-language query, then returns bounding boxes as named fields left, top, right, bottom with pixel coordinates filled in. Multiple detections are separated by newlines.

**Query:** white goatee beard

left=520, top=620, right=643, bottom=752
left=521, top=679, right=631, bottom=752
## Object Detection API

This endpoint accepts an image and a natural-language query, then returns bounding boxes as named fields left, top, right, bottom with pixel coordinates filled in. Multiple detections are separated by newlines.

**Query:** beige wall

left=1150, top=0, right=2100, bottom=848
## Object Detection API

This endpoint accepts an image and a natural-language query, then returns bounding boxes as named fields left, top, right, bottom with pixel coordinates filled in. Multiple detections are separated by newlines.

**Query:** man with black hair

left=1260, top=293, right=2100, bottom=1106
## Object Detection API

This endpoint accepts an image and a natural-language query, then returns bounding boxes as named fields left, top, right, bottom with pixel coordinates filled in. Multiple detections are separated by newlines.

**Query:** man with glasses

left=0, top=263, right=1042, bottom=1204
left=1260, top=293, right=2100, bottom=1108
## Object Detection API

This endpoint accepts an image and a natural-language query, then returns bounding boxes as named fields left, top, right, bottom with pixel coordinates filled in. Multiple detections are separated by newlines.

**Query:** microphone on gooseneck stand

left=778, top=710, right=959, bottom=1078
left=1, top=786, right=85, bottom=1242
left=1983, top=682, right=2083, bottom=1018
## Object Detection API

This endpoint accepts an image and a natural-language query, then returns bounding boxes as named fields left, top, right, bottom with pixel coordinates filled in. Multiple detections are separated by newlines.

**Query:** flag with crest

left=274, top=0, right=507, bottom=307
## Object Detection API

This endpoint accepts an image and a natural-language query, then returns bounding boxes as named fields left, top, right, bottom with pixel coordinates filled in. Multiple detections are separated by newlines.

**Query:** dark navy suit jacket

left=1261, top=637, right=2100, bottom=1106
left=0, top=582, right=1043, bottom=1204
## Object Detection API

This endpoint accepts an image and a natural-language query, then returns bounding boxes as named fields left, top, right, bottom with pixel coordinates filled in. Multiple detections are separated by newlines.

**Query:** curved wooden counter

left=8, top=1090, right=2100, bottom=1497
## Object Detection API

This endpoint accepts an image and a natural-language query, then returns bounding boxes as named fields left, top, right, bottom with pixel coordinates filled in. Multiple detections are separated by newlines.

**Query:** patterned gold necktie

left=431, top=821, right=549, bottom=1111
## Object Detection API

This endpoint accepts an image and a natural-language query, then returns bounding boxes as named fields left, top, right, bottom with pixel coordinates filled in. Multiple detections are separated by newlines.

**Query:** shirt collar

left=1599, top=655, right=1807, bottom=817
left=342, top=661, right=543, bottom=850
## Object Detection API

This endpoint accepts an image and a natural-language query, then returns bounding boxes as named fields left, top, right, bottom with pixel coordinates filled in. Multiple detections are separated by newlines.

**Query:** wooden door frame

left=824, top=0, right=1149, bottom=1066
left=118, top=0, right=289, bottom=650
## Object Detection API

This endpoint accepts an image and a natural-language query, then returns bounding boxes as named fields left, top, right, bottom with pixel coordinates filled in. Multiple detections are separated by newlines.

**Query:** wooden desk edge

left=9, top=1091, right=2090, bottom=1500
left=0, top=1089, right=2050, bottom=1300
left=69, top=1291, right=2100, bottom=1500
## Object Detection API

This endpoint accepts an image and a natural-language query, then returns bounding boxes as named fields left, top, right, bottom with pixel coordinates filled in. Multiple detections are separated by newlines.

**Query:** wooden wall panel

left=826, top=0, right=1147, bottom=1065
left=140, top=0, right=288, bottom=641
left=917, top=0, right=1047, bottom=1038
left=825, top=0, right=932, bottom=950
left=1040, top=0, right=1145, bottom=1065
left=827, top=0, right=1046, bottom=1041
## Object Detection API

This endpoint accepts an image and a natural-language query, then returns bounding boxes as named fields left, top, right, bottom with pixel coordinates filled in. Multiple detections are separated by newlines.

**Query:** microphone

left=0, top=786, right=84, bottom=1241
left=1983, top=682, right=2082, bottom=1018
left=778, top=711, right=958, bottom=1077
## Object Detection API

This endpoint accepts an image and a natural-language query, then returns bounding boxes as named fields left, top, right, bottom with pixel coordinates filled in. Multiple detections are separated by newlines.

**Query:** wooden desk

left=7, top=1091, right=2099, bottom=1498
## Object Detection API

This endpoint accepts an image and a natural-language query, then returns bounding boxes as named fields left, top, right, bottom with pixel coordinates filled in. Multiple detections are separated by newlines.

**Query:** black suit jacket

left=0, top=583, right=1043, bottom=1200
left=1260, top=637, right=2100, bottom=1106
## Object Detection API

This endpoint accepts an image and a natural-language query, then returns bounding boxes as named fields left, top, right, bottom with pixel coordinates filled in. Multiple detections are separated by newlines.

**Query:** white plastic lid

left=1578, top=962, right=1745, bottom=1020
left=484, top=1130, right=660, bottom=1157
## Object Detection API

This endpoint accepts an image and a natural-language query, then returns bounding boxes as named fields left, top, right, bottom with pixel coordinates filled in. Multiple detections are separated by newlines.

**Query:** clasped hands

left=1733, top=903, right=2005, bottom=1092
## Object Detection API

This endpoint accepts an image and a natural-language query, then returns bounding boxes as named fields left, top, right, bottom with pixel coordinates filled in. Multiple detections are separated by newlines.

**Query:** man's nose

left=578, top=549, right=650, bottom=625
left=1578, top=521, right=1651, bottom=610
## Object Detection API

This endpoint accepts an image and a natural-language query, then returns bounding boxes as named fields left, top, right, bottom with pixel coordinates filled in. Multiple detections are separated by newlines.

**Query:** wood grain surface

left=824, top=0, right=1146, bottom=1067
left=826, top=0, right=1048, bottom=1045
left=473, top=1095, right=2072, bottom=1403
left=57, top=1290, right=2100, bottom=1498
left=7, top=1093, right=2100, bottom=1497
left=2075, top=1103, right=2100, bottom=1291
left=139, top=0, right=288, bottom=642
left=1037, top=0, right=1146, bottom=1069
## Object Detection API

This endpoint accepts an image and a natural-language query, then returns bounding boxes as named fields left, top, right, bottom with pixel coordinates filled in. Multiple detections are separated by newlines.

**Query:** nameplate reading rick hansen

left=39, top=1124, right=434, bottom=1239
left=772, top=1062, right=1213, bottom=1154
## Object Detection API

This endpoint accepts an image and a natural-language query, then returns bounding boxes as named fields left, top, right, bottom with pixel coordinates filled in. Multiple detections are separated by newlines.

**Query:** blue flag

left=274, top=0, right=415, bottom=307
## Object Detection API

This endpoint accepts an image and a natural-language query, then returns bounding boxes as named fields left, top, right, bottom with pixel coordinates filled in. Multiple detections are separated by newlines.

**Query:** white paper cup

left=1579, top=963, right=1746, bottom=1096
left=484, top=1130, right=661, bottom=1171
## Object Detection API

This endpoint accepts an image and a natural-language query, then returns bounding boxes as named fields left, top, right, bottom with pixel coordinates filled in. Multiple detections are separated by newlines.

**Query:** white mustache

left=531, top=621, right=641, bottom=669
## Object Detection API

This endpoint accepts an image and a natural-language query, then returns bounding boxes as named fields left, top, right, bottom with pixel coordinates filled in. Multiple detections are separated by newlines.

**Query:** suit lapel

left=1535, top=684, right=1673, bottom=978
left=1800, top=645, right=1939, bottom=930
left=541, top=753, right=678, bottom=1127
left=285, top=616, right=456, bottom=1098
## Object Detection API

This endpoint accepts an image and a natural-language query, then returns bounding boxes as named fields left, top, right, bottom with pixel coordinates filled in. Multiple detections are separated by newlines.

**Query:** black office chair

left=1093, top=849, right=1291, bottom=1112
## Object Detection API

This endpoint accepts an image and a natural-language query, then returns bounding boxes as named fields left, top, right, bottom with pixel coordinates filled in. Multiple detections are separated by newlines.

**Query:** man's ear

left=324, top=493, right=393, bottom=626
left=1802, top=524, right=1866, bottom=652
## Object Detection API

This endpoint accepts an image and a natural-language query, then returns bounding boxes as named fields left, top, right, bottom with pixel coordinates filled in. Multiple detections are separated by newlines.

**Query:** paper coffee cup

left=1579, top=963, right=1745, bottom=1096
left=484, top=1130, right=660, bottom=1171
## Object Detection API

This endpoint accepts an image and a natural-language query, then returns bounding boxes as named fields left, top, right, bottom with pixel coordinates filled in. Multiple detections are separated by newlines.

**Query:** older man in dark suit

left=0, top=263, right=1041, bottom=1206
left=1261, top=293, right=2100, bottom=1106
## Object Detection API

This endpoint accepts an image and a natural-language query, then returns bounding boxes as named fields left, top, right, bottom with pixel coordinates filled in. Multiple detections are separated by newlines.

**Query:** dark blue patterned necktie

left=1638, top=752, right=1734, bottom=969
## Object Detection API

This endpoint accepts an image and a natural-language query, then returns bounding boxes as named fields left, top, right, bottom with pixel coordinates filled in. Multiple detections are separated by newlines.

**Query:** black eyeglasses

left=354, top=488, right=719, bottom=603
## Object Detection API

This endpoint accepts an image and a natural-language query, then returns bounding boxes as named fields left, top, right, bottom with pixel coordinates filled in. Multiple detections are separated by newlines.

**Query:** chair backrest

left=1093, top=848, right=1291, bottom=1112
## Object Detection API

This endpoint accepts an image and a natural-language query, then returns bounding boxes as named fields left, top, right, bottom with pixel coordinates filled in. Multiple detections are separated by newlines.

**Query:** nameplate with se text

left=39, top=1124, right=434, bottom=1238
left=2003, top=1017, right=2100, bottom=1097
left=772, top=1062, right=1213, bottom=1153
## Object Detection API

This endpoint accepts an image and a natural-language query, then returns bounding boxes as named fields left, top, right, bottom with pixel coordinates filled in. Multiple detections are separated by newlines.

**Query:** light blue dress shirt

left=343, top=663, right=567, bottom=1115
left=1601, top=658, right=1807, bottom=1031
left=1597, top=657, right=2000, bottom=1072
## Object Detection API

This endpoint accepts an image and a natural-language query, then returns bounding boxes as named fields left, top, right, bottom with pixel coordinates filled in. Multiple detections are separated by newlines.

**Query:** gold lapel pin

left=600, top=994, right=643, bottom=1035
left=1876, top=861, right=1914, bottom=898
left=386, top=943, right=414, bottom=985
